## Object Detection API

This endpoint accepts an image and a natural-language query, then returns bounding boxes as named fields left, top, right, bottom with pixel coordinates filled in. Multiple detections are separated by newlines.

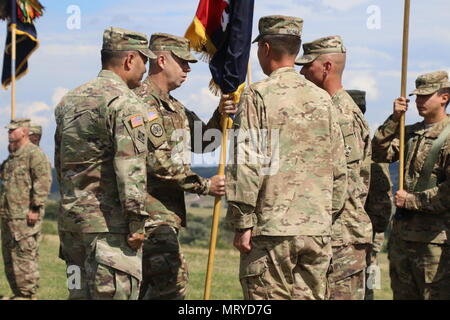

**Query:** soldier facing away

left=372, top=70, right=450, bottom=300
left=297, top=36, right=372, bottom=300
left=226, top=16, right=347, bottom=300
left=0, top=118, right=52, bottom=300
left=347, top=90, right=394, bottom=300
left=54, top=27, right=159, bottom=300
left=133, top=33, right=235, bottom=300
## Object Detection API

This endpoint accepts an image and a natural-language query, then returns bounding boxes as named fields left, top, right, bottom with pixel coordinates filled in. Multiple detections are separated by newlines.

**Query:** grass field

left=0, top=219, right=393, bottom=300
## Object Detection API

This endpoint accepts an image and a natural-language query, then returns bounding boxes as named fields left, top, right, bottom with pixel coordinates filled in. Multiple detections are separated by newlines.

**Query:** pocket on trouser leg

left=89, top=236, right=142, bottom=300
left=15, top=235, right=40, bottom=295
left=240, top=255, right=269, bottom=300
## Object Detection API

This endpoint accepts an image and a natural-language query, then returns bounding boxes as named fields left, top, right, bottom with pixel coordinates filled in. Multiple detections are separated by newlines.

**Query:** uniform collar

left=10, top=141, right=31, bottom=157
left=269, top=66, right=297, bottom=78
left=412, top=114, right=450, bottom=138
left=141, top=77, right=176, bottom=112
left=98, top=70, right=129, bottom=89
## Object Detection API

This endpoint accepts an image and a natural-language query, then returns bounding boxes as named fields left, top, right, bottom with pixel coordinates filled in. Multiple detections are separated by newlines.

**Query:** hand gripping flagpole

left=11, top=0, right=17, bottom=120
left=203, top=63, right=253, bottom=300
left=399, top=0, right=411, bottom=191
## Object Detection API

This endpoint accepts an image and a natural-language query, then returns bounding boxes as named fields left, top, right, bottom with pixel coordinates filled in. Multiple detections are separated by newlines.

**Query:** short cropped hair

left=260, top=34, right=301, bottom=57
left=101, top=49, right=132, bottom=68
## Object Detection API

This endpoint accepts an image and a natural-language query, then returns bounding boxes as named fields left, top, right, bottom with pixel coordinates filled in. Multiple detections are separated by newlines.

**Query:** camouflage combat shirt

left=331, top=89, right=372, bottom=246
left=0, top=142, right=52, bottom=220
left=365, top=162, right=393, bottom=233
left=372, top=114, right=450, bottom=244
left=226, top=67, right=348, bottom=236
left=55, top=70, right=154, bottom=234
left=134, top=77, right=222, bottom=229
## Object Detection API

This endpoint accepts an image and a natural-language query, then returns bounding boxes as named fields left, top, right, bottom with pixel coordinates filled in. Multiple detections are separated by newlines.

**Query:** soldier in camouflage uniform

left=348, top=90, right=394, bottom=300
left=133, top=33, right=232, bottom=300
left=0, top=118, right=52, bottom=300
left=372, top=70, right=450, bottom=300
left=29, top=124, right=42, bottom=146
left=297, top=36, right=372, bottom=300
left=55, top=27, right=160, bottom=300
left=226, top=16, right=348, bottom=300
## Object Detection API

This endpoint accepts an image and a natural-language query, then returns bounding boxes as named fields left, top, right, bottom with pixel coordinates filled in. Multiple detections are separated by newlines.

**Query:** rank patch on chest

left=345, top=144, right=352, bottom=157
left=130, top=115, right=144, bottom=128
left=137, top=130, right=146, bottom=144
left=148, top=111, right=159, bottom=122
left=150, top=123, right=164, bottom=137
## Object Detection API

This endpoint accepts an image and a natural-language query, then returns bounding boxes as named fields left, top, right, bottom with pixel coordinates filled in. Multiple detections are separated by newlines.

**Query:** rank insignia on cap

left=130, top=115, right=144, bottom=128
left=148, top=111, right=159, bottom=122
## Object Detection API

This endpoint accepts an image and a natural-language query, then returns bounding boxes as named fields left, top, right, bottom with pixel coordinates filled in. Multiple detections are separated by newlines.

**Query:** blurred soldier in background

left=0, top=118, right=52, bottom=300
left=347, top=90, right=394, bottom=300
left=29, top=124, right=42, bottom=146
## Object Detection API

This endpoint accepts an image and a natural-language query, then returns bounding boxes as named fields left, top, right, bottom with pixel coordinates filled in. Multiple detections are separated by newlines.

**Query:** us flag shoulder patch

left=148, top=111, right=159, bottom=122
left=130, top=114, right=144, bottom=128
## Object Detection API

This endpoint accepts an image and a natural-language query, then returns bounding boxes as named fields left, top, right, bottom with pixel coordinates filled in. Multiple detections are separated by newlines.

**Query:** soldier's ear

left=157, top=54, right=166, bottom=70
left=123, top=52, right=135, bottom=71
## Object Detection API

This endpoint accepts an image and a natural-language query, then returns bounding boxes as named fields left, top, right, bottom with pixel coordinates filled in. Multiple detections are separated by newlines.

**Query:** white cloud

left=21, top=102, right=53, bottom=126
left=345, top=72, right=379, bottom=100
left=41, top=44, right=99, bottom=56
left=52, top=87, right=70, bottom=106
left=185, top=87, right=220, bottom=120
left=348, top=46, right=393, bottom=62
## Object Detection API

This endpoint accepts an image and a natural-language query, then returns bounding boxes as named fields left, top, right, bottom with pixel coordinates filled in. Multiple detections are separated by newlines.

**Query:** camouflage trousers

left=388, top=236, right=450, bottom=300
left=239, top=235, right=332, bottom=300
left=327, top=244, right=369, bottom=300
left=1, top=218, right=42, bottom=297
left=139, top=225, right=188, bottom=300
left=365, top=232, right=385, bottom=300
left=58, top=231, right=142, bottom=300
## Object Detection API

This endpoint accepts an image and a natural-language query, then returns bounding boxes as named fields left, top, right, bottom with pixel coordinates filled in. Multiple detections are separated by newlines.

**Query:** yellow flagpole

left=203, top=62, right=253, bottom=300
left=203, top=113, right=229, bottom=300
left=11, top=22, right=16, bottom=120
left=399, top=0, right=411, bottom=191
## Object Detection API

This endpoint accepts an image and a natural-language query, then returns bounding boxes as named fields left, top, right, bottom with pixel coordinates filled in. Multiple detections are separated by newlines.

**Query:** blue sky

left=1, top=0, right=449, bottom=166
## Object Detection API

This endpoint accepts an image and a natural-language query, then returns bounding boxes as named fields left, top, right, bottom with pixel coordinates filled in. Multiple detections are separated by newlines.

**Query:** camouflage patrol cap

left=29, top=124, right=42, bottom=136
left=5, top=118, right=31, bottom=130
left=149, top=33, right=197, bottom=63
left=252, top=15, right=303, bottom=43
left=347, top=90, right=366, bottom=114
left=102, top=27, right=156, bottom=59
left=409, top=70, right=450, bottom=96
left=295, top=35, right=346, bottom=65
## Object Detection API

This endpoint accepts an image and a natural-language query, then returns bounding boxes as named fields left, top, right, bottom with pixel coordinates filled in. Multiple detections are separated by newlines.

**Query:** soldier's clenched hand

left=393, top=97, right=410, bottom=121
left=219, top=94, right=238, bottom=116
left=395, top=190, right=408, bottom=208
left=209, top=175, right=226, bottom=197
left=27, top=210, right=39, bottom=226
left=233, top=229, right=252, bottom=253
left=127, top=233, right=145, bottom=250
